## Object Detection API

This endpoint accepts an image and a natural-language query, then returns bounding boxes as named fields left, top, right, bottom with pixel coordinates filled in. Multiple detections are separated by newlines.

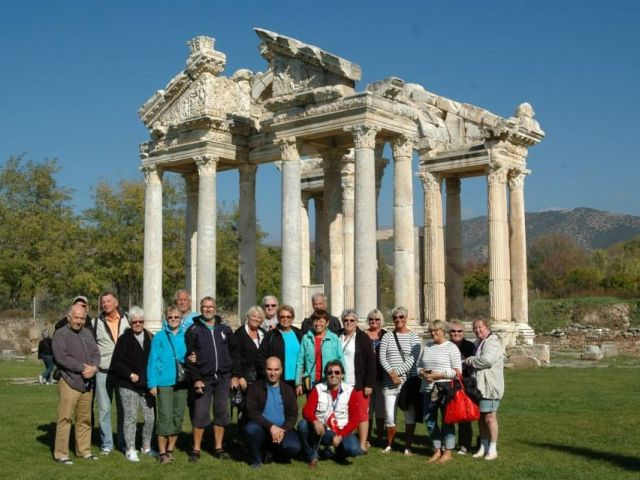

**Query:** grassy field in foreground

left=1, top=358, right=639, bottom=479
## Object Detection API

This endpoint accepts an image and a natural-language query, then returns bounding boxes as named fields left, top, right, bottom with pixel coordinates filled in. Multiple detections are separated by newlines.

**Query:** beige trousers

left=54, top=377, right=93, bottom=459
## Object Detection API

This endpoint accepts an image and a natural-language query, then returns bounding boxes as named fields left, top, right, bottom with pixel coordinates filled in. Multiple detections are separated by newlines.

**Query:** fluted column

left=419, top=170, right=446, bottom=322
left=314, top=195, right=325, bottom=285
left=445, top=177, right=464, bottom=321
left=142, top=164, right=163, bottom=332
left=374, top=146, right=388, bottom=308
left=238, top=163, right=257, bottom=319
left=341, top=155, right=355, bottom=310
left=280, top=138, right=302, bottom=317
left=324, top=148, right=347, bottom=316
left=183, top=172, right=198, bottom=312
left=196, top=155, right=218, bottom=302
left=346, top=124, right=379, bottom=318
left=487, top=165, right=511, bottom=322
left=301, top=192, right=311, bottom=287
left=509, top=168, right=532, bottom=340
left=392, top=135, right=416, bottom=322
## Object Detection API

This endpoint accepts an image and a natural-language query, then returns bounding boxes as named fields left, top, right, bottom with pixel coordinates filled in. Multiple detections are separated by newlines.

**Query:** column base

left=515, top=322, right=536, bottom=345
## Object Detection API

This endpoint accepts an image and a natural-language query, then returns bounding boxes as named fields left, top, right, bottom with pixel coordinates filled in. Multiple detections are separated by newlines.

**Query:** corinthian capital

left=508, top=168, right=527, bottom=190
left=391, top=135, right=414, bottom=159
left=486, top=165, right=509, bottom=186
left=194, top=155, right=218, bottom=176
left=141, top=164, right=163, bottom=185
left=345, top=124, right=379, bottom=149
left=417, top=171, right=442, bottom=192
left=278, top=137, right=301, bottom=162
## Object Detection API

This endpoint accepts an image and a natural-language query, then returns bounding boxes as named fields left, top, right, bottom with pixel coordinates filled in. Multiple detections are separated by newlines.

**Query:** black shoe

left=214, top=448, right=230, bottom=460
left=188, top=450, right=200, bottom=463
left=263, top=451, right=273, bottom=464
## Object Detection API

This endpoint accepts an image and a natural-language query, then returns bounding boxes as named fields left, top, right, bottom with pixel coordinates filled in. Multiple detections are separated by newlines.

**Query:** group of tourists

left=48, top=290, right=504, bottom=467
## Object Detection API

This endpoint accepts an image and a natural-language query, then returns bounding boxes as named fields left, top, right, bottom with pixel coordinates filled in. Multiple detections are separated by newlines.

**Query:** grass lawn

left=1, top=358, right=639, bottom=479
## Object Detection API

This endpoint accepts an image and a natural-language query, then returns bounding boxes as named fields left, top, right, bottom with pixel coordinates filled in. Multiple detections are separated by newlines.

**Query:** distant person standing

left=52, top=303, right=100, bottom=464
left=92, top=291, right=129, bottom=455
left=54, top=296, right=92, bottom=331
left=38, top=329, right=54, bottom=385
left=261, top=296, right=279, bottom=332
left=175, top=289, right=198, bottom=329
left=301, top=294, right=342, bottom=335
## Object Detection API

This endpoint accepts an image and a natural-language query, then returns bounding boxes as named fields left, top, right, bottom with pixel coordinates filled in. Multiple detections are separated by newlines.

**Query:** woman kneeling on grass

left=147, top=306, right=188, bottom=464
left=464, top=318, right=504, bottom=461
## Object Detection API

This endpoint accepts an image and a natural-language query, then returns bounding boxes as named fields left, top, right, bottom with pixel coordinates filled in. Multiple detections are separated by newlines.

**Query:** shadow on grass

left=36, top=423, right=55, bottom=454
left=525, top=441, right=640, bottom=472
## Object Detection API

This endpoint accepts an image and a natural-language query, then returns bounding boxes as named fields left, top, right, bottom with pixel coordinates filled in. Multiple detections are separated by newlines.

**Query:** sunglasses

left=279, top=315, right=293, bottom=319
left=131, top=320, right=144, bottom=325
left=449, top=329, right=463, bottom=333
left=392, top=315, right=405, bottom=320
left=265, top=304, right=277, bottom=307
left=326, top=370, right=343, bottom=376
left=368, top=317, right=380, bottom=321
left=167, top=316, right=181, bottom=320
left=343, top=319, right=356, bottom=323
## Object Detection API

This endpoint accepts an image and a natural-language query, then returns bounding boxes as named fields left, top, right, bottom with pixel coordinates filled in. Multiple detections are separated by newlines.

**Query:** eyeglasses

left=343, top=319, right=356, bottom=323
left=265, top=304, right=277, bottom=307
left=326, top=370, right=343, bottom=376
left=202, top=306, right=215, bottom=310
left=392, top=315, right=405, bottom=320
left=279, top=315, right=293, bottom=319
left=449, top=329, right=463, bottom=333
left=131, top=320, right=144, bottom=325
left=167, top=316, right=181, bottom=320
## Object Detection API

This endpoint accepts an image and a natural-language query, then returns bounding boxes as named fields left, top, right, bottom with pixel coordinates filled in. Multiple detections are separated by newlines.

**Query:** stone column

left=183, top=172, right=198, bottom=312
left=487, top=165, right=512, bottom=322
left=509, top=168, right=534, bottom=342
left=324, top=149, right=347, bottom=316
left=341, top=156, right=355, bottom=310
left=238, top=163, right=257, bottom=319
left=445, top=177, right=464, bottom=321
left=301, top=192, right=311, bottom=287
left=196, top=155, right=218, bottom=302
left=392, top=135, right=416, bottom=322
left=142, top=164, right=163, bottom=332
left=419, top=170, right=446, bottom=322
left=279, top=138, right=302, bottom=318
left=374, top=147, right=388, bottom=308
left=346, top=124, right=380, bottom=318
left=314, top=194, right=325, bottom=285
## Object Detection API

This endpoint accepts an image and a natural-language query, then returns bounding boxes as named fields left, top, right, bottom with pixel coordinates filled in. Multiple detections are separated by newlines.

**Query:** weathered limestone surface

left=142, top=165, right=163, bottom=332
left=139, top=30, right=544, bottom=346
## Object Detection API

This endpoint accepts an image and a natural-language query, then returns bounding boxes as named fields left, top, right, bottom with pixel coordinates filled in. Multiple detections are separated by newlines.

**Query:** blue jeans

left=423, top=392, right=456, bottom=450
left=40, top=355, right=54, bottom=381
left=297, top=419, right=362, bottom=461
left=95, top=371, right=124, bottom=451
left=243, top=420, right=301, bottom=465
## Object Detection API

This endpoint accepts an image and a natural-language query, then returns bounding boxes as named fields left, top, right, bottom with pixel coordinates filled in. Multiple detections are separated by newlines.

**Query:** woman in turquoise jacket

left=147, top=306, right=187, bottom=463
left=295, top=309, right=344, bottom=396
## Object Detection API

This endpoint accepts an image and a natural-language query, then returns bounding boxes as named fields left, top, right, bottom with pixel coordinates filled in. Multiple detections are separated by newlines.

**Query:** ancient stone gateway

left=138, top=30, right=544, bottom=345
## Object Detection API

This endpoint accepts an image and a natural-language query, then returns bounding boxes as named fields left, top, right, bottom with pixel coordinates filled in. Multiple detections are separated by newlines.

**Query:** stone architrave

left=238, top=163, right=258, bottom=318
left=196, top=155, right=218, bottom=302
left=419, top=170, right=445, bottom=322
left=346, top=124, right=379, bottom=318
left=341, top=155, right=355, bottom=310
left=487, top=165, right=511, bottom=322
left=323, top=148, right=348, bottom=316
left=391, top=135, right=416, bottom=322
left=509, top=168, right=533, bottom=341
left=142, top=164, right=163, bottom=332
left=183, top=172, right=198, bottom=311
left=279, top=138, right=303, bottom=317
left=301, top=192, right=311, bottom=287
left=445, top=177, right=464, bottom=321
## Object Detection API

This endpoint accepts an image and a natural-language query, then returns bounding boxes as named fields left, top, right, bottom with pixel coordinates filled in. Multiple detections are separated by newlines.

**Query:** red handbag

left=444, top=373, right=480, bottom=424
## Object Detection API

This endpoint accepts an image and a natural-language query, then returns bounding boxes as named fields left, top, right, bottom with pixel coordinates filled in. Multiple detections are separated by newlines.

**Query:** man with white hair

left=261, top=295, right=279, bottom=332
left=300, top=293, right=342, bottom=335
left=174, top=289, right=198, bottom=329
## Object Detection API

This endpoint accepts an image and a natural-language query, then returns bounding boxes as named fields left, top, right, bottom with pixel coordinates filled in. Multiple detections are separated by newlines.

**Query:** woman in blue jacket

left=295, top=309, right=344, bottom=396
left=147, top=306, right=187, bottom=464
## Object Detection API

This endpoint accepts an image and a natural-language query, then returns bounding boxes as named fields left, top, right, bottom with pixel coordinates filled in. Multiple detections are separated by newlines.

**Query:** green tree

left=0, top=156, right=81, bottom=309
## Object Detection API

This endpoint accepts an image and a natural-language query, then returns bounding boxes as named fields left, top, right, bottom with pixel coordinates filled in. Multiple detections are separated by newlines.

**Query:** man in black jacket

left=243, top=356, right=301, bottom=468
left=184, top=296, right=241, bottom=462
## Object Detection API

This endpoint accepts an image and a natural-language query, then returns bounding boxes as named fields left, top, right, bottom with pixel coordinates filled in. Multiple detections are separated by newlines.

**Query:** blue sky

left=1, top=0, right=638, bottom=242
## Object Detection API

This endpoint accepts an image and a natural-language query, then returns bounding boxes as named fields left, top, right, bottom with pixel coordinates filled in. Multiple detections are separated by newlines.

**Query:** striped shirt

left=417, top=340, right=462, bottom=392
left=379, top=331, right=421, bottom=392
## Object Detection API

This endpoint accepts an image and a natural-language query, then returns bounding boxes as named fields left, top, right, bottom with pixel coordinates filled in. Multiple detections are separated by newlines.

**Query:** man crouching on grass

left=297, top=359, right=362, bottom=467
left=51, top=302, right=100, bottom=464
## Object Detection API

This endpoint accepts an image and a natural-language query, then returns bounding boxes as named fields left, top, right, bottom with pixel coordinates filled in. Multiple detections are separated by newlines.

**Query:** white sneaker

left=382, top=446, right=392, bottom=454
left=485, top=451, right=498, bottom=461
left=472, top=446, right=486, bottom=458
left=100, top=447, right=112, bottom=455
left=38, top=375, right=45, bottom=385
left=457, top=446, right=467, bottom=455
left=141, top=447, right=158, bottom=458
left=126, top=450, right=140, bottom=462
left=403, top=448, right=413, bottom=456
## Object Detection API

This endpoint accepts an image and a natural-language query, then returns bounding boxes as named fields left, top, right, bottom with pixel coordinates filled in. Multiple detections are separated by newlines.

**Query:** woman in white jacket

left=464, top=318, right=504, bottom=461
